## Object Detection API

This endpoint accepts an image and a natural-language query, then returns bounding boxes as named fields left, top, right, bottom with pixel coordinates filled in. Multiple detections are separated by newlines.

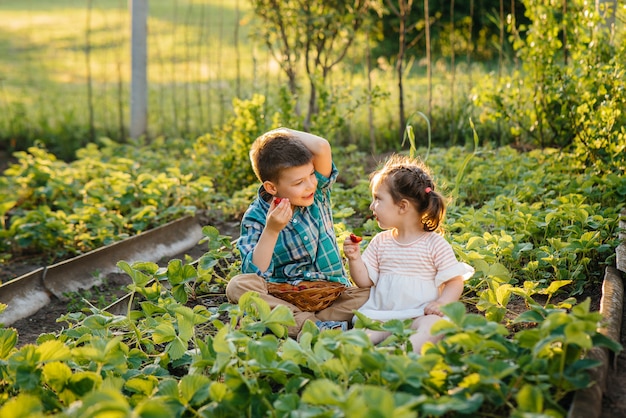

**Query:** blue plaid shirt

left=237, top=163, right=351, bottom=286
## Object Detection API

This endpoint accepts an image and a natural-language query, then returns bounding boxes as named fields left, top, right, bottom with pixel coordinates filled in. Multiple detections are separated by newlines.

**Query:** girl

left=343, top=154, right=474, bottom=353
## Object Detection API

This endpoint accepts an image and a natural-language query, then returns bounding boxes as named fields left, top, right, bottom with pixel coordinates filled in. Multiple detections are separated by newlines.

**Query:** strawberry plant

left=0, top=259, right=619, bottom=417
left=0, top=113, right=624, bottom=417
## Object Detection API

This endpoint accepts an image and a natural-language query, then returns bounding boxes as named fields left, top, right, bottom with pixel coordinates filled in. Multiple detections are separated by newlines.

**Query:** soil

left=2, top=217, right=241, bottom=347
left=4, top=241, right=218, bottom=346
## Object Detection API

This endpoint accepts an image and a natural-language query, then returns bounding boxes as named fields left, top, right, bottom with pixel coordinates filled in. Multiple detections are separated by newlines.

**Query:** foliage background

left=0, top=1, right=625, bottom=416
left=0, top=0, right=572, bottom=158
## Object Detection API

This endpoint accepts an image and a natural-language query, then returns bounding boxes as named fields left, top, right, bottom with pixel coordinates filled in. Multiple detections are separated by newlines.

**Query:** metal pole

left=130, top=0, right=148, bottom=139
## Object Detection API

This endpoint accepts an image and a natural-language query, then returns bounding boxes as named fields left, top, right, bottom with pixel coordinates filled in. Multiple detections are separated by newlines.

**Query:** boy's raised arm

left=274, top=128, right=333, bottom=178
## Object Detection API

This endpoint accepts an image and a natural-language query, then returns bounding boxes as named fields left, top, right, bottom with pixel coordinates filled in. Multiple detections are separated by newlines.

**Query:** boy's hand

left=343, top=234, right=362, bottom=261
left=267, top=197, right=292, bottom=231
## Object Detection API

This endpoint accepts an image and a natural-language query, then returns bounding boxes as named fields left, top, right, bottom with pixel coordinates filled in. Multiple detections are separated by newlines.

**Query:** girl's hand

left=424, top=301, right=444, bottom=316
left=267, top=197, right=292, bottom=231
left=343, top=234, right=362, bottom=260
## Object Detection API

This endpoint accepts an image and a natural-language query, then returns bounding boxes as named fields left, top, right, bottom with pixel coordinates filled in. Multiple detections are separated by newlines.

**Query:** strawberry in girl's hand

left=350, top=233, right=363, bottom=243
left=274, top=197, right=283, bottom=204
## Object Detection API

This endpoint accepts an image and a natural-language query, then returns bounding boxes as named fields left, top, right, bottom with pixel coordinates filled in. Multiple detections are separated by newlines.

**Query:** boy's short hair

left=250, top=130, right=313, bottom=183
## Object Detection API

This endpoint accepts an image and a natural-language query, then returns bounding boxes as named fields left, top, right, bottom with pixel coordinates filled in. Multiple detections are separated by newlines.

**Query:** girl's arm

left=424, top=276, right=464, bottom=316
left=343, top=237, right=374, bottom=288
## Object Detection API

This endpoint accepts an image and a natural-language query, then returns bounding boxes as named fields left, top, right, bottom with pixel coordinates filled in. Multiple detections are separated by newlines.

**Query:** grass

left=0, top=0, right=261, bottom=153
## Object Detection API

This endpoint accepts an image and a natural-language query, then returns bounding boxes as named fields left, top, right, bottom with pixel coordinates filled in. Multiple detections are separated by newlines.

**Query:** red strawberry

left=274, top=197, right=282, bottom=204
left=350, top=233, right=363, bottom=243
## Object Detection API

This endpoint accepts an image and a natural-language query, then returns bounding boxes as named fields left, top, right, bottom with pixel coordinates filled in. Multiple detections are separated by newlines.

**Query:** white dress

left=356, top=230, right=474, bottom=321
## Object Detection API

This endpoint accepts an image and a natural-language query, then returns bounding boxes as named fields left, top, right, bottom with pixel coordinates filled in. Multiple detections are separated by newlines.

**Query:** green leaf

left=485, top=305, right=507, bottom=323
left=445, top=331, right=485, bottom=349
left=488, top=263, right=512, bottom=281
left=42, top=361, right=72, bottom=392
left=247, top=337, right=280, bottom=365
left=133, top=398, right=177, bottom=418
left=430, top=319, right=457, bottom=336
left=0, top=328, right=18, bottom=358
left=0, top=393, right=43, bottom=418
left=302, top=379, right=345, bottom=406
left=421, top=393, right=484, bottom=415
left=179, top=374, right=212, bottom=404
left=125, top=376, right=158, bottom=396
left=202, top=225, right=221, bottom=241
left=131, top=261, right=161, bottom=275
left=239, top=291, right=272, bottom=319
left=353, top=311, right=385, bottom=330
left=172, top=284, right=189, bottom=304
left=167, top=338, right=187, bottom=360
left=591, top=333, right=623, bottom=353
left=198, top=254, right=219, bottom=270
left=345, top=385, right=393, bottom=417
left=117, top=260, right=153, bottom=287
left=209, top=381, right=229, bottom=402
left=167, top=259, right=198, bottom=286
left=262, top=305, right=296, bottom=337
left=153, top=323, right=176, bottom=344
left=541, top=280, right=573, bottom=296
left=515, top=328, right=542, bottom=349
left=175, top=308, right=196, bottom=342
left=441, top=301, right=466, bottom=325
left=466, top=236, right=487, bottom=251
left=36, top=340, right=71, bottom=362
left=167, top=259, right=184, bottom=284
left=513, top=309, right=545, bottom=324
left=516, top=383, right=544, bottom=412
left=212, top=326, right=233, bottom=354
left=70, top=389, right=130, bottom=415
left=140, top=301, right=167, bottom=316
left=380, top=319, right=407, bottom=334
left=156, top=378, right=179, bottom=398
left=564, top=322, right=592, bottom=349
left=68, top=371, right=102, bottom=396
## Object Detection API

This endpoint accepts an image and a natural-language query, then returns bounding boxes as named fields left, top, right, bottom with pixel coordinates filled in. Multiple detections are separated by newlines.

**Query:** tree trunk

left=449, top=0, right=456, bottom=144
left=85, top=0, right=95, bottom=144
left=367, top=32, right=376, bottom=154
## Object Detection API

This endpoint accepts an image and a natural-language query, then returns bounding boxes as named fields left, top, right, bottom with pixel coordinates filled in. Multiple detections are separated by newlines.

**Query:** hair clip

left=425, top=187, right=432, bottom=194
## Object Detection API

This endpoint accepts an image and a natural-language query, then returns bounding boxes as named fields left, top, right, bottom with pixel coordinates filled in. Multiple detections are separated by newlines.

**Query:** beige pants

left=226, top=273, right=370, bottom=338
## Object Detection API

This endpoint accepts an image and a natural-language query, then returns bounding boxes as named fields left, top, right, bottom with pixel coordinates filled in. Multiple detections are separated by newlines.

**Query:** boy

left=226, top=127, right=369, bottom=338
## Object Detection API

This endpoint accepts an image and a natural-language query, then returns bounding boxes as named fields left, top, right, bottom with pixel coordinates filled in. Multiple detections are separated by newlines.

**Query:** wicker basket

left=267, top=281, right=346, bottom=312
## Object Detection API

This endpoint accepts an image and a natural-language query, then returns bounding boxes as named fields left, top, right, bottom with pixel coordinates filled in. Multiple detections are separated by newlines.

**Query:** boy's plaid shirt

left=237, top=163, right=351, bottom=287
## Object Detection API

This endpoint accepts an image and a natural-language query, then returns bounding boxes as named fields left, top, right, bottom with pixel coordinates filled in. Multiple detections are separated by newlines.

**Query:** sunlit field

left=0, top=0, right=496, bottom=157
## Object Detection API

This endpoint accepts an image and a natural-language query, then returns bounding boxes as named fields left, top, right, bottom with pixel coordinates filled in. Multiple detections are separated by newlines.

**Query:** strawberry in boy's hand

left=349, top=233, right=363, bottom=243
left=274, top=197, right=283, bottom=204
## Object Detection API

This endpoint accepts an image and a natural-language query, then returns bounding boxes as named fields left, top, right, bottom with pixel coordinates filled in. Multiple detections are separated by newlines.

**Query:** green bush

left=476, top=0, right=626, bottom=172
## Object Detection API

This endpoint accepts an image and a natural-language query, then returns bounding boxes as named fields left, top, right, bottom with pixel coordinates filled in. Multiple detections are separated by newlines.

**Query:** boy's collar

left=259, top=185, right=273, bottom=203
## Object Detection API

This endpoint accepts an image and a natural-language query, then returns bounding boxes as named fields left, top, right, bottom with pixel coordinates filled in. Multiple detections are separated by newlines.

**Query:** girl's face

left=369, top=176, right=400, bottom=229
left=271, top=162, right=318, bottom=207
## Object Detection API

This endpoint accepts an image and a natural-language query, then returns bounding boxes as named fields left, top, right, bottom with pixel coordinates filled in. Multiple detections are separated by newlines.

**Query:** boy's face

left=264, top=162, right=317, bottom=207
